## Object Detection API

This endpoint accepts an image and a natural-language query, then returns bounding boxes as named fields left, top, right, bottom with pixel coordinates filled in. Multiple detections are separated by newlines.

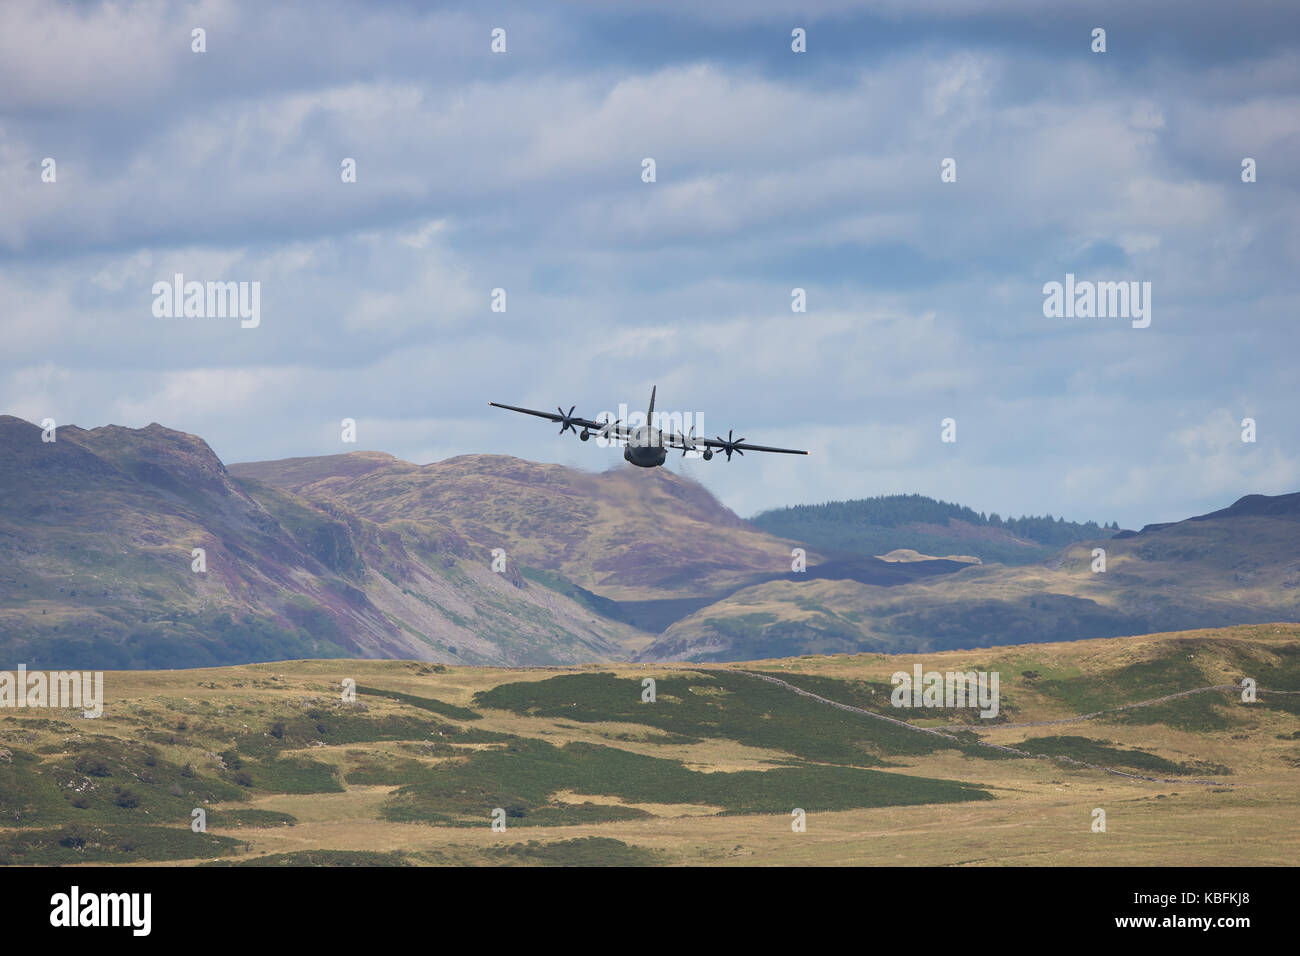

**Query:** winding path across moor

left=731, top=670, right=1298, bottom=787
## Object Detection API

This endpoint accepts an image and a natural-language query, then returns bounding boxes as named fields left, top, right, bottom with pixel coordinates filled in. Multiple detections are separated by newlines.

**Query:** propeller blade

left=557, top=404, right=580, bottom=435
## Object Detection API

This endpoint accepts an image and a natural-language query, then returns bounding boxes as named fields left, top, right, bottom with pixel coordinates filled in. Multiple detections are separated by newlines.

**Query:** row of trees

left=755, top=494, right=1117, bottom=545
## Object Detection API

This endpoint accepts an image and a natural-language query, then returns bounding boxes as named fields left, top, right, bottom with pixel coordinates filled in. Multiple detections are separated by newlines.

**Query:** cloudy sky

left=2, top=0, right=1298, bottom=528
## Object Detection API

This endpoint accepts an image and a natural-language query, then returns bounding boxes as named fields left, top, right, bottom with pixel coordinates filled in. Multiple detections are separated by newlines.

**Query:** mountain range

left=2, top=414, right=1296, bottom=668
left=642, top=491, right=1300, bottom=660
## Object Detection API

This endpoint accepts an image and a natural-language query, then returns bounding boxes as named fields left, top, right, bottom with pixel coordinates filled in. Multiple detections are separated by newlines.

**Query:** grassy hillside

left=1, top=624, right=1296, bottom=866
left=231, top=452, right=813, bottom=602
left=0, top=417, right=647, bottom=669
left=752, top=493, right=1117, bottom=565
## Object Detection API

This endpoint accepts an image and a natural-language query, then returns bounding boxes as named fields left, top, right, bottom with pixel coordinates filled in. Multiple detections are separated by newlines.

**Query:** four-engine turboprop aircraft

left=489, top=387, right=810, bottom=468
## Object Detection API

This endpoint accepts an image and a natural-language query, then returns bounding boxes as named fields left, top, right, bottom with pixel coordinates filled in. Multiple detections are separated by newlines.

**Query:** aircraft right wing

left=488, top=402, right=631, bottom=443
left=663, top=426, right=809, bottom=458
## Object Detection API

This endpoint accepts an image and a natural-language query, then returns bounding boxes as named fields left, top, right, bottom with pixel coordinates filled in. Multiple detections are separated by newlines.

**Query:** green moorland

left=0, top=623, right=1297, bottom=866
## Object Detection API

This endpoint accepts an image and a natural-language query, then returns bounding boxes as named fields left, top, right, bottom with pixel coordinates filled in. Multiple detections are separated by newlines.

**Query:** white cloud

left=0, top=1, right=1295, bottom=530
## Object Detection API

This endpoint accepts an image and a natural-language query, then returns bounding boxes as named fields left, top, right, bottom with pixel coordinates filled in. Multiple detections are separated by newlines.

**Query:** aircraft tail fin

left=647, top=385, right=656, bottom=425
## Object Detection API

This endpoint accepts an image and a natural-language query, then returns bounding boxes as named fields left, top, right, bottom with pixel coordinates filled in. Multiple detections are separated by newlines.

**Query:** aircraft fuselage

left=622, top=425, right=668, bottom=468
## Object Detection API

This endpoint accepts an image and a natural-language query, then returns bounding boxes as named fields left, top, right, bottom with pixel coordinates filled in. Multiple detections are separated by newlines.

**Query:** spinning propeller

left=715, top=429, right=746, bottom=461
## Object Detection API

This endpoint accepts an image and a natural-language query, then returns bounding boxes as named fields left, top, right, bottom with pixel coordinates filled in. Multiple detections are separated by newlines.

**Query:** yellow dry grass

left=11, top=623, right=1299, bottom=866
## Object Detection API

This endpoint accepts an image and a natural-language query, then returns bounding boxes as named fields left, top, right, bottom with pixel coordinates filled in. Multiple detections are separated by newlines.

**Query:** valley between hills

left=2, top=417, right=1297, bottom=866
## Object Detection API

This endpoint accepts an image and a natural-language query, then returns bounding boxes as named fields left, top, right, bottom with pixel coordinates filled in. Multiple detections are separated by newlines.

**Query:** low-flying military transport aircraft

left=489, top=387, right=810, bottom=468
